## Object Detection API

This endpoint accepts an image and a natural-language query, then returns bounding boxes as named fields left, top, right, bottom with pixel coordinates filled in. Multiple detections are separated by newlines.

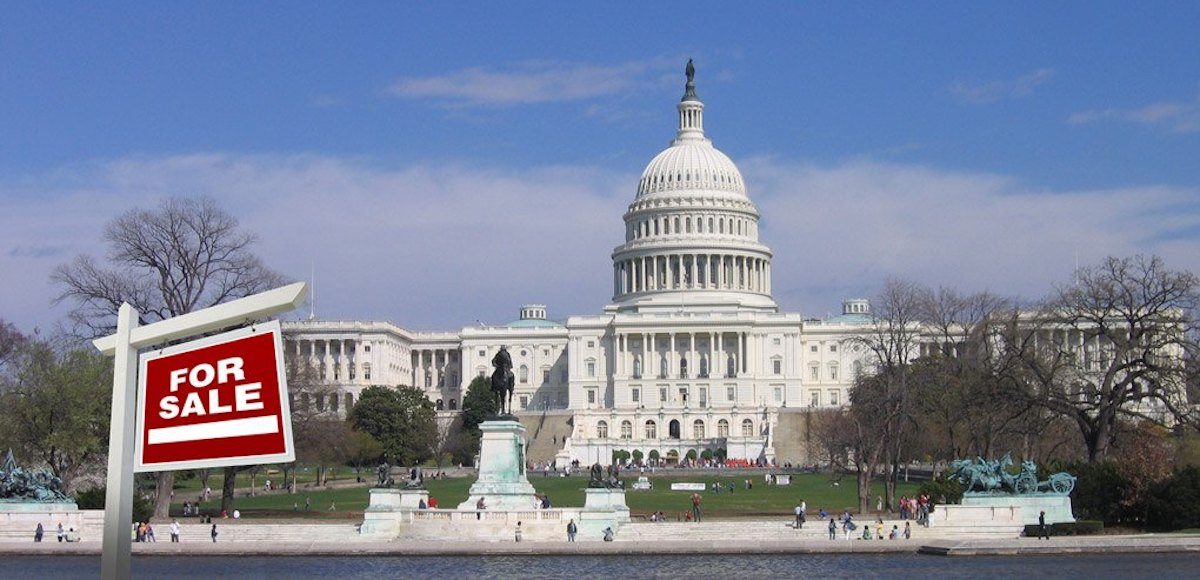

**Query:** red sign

left=134, top=321, right=293, bottom=472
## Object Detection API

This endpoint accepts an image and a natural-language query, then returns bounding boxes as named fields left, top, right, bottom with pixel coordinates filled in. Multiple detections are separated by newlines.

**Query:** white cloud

left=387, top=59, right=677, bottom=107
left=950, top=68, right=1056, bottom=104
left=1068, top=92, right=1200, bottom=134
left=2, top=153, right=1199, bottom=334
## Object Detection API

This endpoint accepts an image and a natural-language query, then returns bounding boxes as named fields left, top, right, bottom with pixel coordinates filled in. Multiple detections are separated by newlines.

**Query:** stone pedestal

left=457, top=419, right=538, bottom=511
left=961, top=494, right=1076, bottom=525
left=0, top=502, right=85, bottom=541
left=577, top=488, right=630, bottom=540
left=360, top=489, right=430, bottom=537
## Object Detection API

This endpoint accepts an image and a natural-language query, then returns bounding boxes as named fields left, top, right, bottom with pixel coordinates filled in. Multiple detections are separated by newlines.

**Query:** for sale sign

left=134, top=320, right=294, bottom=472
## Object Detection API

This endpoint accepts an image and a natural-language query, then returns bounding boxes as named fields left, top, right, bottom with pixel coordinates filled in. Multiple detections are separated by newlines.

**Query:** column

left=669, top=333, right=676, bottom=377
left=689, top=255, right=697, bottom=288
left=717, top=333, right=724, bottom=377
left=688, top=333, right=696, bottom=379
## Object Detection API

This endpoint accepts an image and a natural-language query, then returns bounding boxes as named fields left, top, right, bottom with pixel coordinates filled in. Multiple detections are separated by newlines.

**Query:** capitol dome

left=609, top=60, right=777, bottom=314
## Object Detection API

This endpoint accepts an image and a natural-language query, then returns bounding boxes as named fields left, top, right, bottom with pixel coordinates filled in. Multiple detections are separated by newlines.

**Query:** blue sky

left=3, top=2, right=1200, bottom=332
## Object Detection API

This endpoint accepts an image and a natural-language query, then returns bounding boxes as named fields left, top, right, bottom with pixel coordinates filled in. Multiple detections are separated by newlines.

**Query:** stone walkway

left=2, top=535, right=1198, bottom=556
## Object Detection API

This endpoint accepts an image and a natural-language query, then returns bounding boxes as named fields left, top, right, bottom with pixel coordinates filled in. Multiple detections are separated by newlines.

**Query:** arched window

left=596, top=420, right=609, bottom=439
left=693, top=419, right=706, bottom=439
left=345, top=393, right=354, bottom=411
left=449, top=398, right=457, bottom=410
left=717, top=419, right=729, bottom=438
left=645, top=420, right=657, bottom=439
left=699, top=354, right=709, bottom=378
left=679, top=356, right=688, bottom=378
left=742, top=418, right=754, bottom=437
left=519, top=364, right=529, bottom=383
left=669, top=419, right=681, bottom=439
left=620, top=420, right=632, bottom=439
left=633, top=356, right=642, bottom=378
left=436, top=399, right=444, bottom=410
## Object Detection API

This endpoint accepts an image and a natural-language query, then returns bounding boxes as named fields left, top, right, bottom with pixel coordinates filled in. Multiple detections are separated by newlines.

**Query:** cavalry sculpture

left=0, top=449, right=71, bottom=503
left=947, top=453, right=1076, bottom=495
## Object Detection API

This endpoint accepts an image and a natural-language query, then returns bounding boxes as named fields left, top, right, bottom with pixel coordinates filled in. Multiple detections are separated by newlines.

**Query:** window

left=596, top=420, right=608, bottom=438
left=810, top=345, right=818, bottom=353
left=620, top=420, right=632, bottom=439
left=316, top=394, right=325, bottom=412
left=772, top=358, right=782, bottom=375
left=586, top=358, right=596, bottom=377
left=679, top=388, right=688, bottom=404
left=448, top=398, right=457, bottom=410
left=520, top=349, right=527, bottom=356
left=829, top=390, right=840, bottom=406
left=436, top=399, right=444, bottom=410
left=742, top=418, right=755, bottom=437
left=631, top=388, right=640, bottom=403
left=363, top=363, right=371, bottom=381
left=727, top=386, right=736, bottom=401
left=773, top=337, right=782, bottom=345
left=645, top=420, right=658, bottom=439
left=519, top=364, right=529, bottom=383
left=809, top=391, right=820, bottom=407
left=809, top=364, right=819, bottom=381
left=717, top=419, right=729, bottom=438
left=693, top=419, right=706, bottom=439
left=699, top=387, right=707, bottom=407
left=519, top=396, right=528, bottom=409
left=330, top=394, right=339, bottom=413
left=587, top=390, right=596, bottom=404
left=478, top=349, right=485, bottom=358
left=774, top=386, right=782, bottom=402
left=364, top=343, right=371, bottom=353
left=659, top=387, right=668, bottom=403
left=829, top=363, right=839, bottom=381
left=633, top=356, right=643, bottom=378
left=587, top=340, right=595, bottom=348
left=830, top=344, right=838, bottom=353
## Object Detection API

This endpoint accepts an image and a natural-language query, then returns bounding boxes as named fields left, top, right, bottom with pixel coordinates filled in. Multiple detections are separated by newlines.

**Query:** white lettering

left=189, top=363, right=215, bottom=388
left=235, top=382, right=264, bottom=411
left=180, top=392, right=206, bottom=417
left=208, top=388, right=233, bottom=414
left=169, top=369, right=188, bottom=393
left=217, top=357, right=245, bottom=384
left=159, top=395, right=180, bottom=419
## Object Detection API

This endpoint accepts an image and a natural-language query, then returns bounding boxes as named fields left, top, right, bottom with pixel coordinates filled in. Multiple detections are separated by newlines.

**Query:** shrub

left=685, top=449, right=698, bottom=461
left=1144, top=467, right=1200, bottom=531
left=648, top=450, right=661, bottom=461
left=918, top=473, right=963, bottom=504
left=701, top=449, right=714, bottom=461
left=1058, top=461, right=1134, bottom=526
left=1022, top=520, right=1104, bottom=537
left=632, top=450, right=644, bottom=464
left=75, top=487, right=154, bottom=523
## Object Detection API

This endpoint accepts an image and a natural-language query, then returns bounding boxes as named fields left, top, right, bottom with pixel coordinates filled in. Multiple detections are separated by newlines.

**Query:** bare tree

left=52, top=196, right=285, bottom=519
left=1005, top=255, right=1200, bottom=461
left=848, top=278, right=924, bottom=512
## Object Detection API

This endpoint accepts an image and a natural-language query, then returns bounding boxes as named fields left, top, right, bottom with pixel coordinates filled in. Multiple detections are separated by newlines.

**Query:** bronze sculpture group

left=947, top=453, right=1076, bottom=495
left=0, top=449, right=70, bottom=503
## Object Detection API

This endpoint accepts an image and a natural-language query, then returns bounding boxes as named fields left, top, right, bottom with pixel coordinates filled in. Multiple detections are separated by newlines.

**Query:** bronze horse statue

left=490, top=346, right=516, bottom=416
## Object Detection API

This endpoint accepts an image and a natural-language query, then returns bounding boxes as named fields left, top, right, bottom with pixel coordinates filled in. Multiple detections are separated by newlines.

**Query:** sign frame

left=133, top=319, right=294, bottom=472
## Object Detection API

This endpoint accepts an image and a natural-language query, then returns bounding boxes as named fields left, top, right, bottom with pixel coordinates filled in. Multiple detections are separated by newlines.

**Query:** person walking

left=170, top=519, right=180, bottom=543
left=210, top=523, right=218, bottom=543
left=1038, top=511, right=1050, bottom=540
left=828, top=518, right=837, bottom=540
left=146, top=522, right=157, bottom=542
left=690, top=492, right=702, bottom=523
left=514, top=521, right=523, bottom=542
left=34, top=522, right=43, bottom=542
left=904, top=521, right=912, bottom=539
left=567, top=519, right=577, bottom=542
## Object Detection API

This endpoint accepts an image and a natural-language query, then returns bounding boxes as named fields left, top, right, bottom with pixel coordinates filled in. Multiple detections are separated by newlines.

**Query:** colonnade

left=613, top=253, right=771, bottom=296
left=411, top=348, right=459, bottom=391
left=612, top=331, right=752, bottom=380
left=287, top=338, right=368, bottom=382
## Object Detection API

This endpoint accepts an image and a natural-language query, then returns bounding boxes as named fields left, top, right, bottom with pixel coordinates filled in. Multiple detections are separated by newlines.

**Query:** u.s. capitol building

left=283, top=66, right=882, bottom=465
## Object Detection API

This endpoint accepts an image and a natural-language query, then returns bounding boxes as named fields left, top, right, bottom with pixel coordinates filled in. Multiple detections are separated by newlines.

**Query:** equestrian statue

left=490, top=345, right=516, bottom=416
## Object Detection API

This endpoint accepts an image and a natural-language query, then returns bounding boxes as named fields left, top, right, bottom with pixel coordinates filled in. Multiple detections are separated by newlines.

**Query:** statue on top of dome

left=682, top=59, right=699, bottom=102
left=685, top=59, right=695, bottom=83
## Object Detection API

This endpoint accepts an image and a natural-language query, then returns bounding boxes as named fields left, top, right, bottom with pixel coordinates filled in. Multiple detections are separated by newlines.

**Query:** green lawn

left=172, top=472, right=919, bottom=519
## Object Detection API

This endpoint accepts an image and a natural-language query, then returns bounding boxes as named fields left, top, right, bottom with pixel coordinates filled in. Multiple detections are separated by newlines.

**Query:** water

left=2, top=553, right=1197, bottom=579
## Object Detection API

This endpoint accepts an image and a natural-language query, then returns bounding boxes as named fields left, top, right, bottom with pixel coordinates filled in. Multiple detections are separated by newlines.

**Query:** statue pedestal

left=0, top=502, right=85, bottom=541
left=962, top=494, right=1076, bottom=525
left=577, top=488, right=630, bottom=540
left=456, top=420, right=538, bottom=511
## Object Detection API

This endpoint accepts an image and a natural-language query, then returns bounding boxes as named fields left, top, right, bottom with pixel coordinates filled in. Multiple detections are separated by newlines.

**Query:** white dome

left=637, top=142, right=745, bottom=198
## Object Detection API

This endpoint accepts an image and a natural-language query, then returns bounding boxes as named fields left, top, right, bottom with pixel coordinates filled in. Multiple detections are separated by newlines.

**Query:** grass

left=172, top=472, right=920, bottom=520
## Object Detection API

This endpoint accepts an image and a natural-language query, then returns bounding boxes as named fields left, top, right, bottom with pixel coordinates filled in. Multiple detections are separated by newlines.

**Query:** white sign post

left=93, top=282, right=307, bottom=580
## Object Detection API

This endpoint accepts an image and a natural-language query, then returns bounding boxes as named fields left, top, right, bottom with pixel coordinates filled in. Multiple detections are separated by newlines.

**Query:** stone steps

left=616, top=520, right=1023, bottom=542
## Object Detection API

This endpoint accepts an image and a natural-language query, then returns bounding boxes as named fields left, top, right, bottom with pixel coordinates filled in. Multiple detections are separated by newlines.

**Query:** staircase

left=520, top=411, right=574, bottom=465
